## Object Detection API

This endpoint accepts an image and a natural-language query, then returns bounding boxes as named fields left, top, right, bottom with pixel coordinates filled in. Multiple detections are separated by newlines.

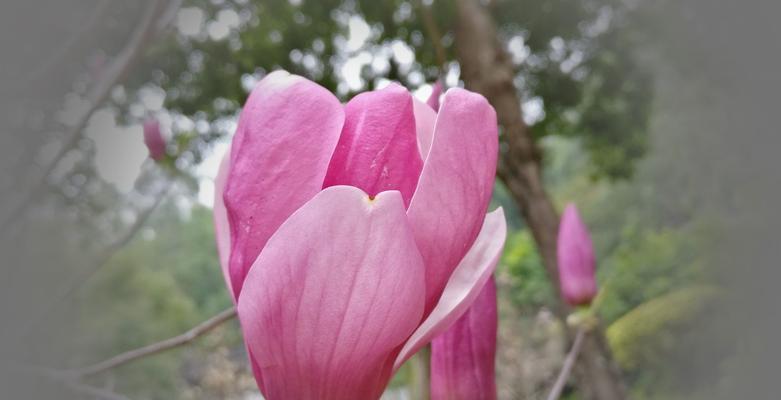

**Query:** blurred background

left=1, top=0, right=779, bottom=399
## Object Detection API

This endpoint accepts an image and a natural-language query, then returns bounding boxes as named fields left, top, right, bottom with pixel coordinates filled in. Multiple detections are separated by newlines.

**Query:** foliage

left=500, top=230, right=553, bottom=311
left=71, top=203, right=239, bottom=399
left=597, top=224, right=709, bottom=325
left=122, top=0, right=653, bottom=182
left=606, top=285, right=719, bottom=370
left=606, top=285, right=726, bottom=400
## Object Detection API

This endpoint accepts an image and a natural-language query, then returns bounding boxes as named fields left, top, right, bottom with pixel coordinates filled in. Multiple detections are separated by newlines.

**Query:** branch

left=546, top=328, right=586, bottom=400
left=68, top=307, right=237, bottom=378
left=0, top=0, right=176, bottom=232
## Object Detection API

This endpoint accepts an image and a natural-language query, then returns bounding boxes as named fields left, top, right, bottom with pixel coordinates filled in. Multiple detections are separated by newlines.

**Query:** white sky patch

left=241, top=72, right=261, bottom=93
left=373, top=77, right=392, bottom=89
left=207, top=9, right=239, bottom=41
left=391, top=40, right=415, bottom=66
left=341, top=51, right=372, bottom=91
left=371, top=52, right=390, bottom=75
left=176, top=7, right=205, bottom=37
left=217, top=9, right=240, bottom=29
left=208, top=21, right=230, bottom=41
left=196, top=140, right=230, bottom=207
left=346, top=15, right=371, bottom=52
left=86, top=109, right=148, bottom=193
left=139, top=86, right=166, bottom=111
left=522, top=97, right=545, bottom=126
left=414, top=84, right=433, bottom=102
left=507, top=35, right=530, bottom=65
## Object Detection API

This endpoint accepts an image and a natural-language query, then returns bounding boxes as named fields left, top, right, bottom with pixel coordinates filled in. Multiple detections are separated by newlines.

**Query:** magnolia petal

left=238, top=186, right=426, bottom=400
left=212, top=147, right=233, bottom=299
left=248, top=347, right=267, bottom=395
left=394, top=208, right=506, bottom=370
left=324, top=83, right=423, bottom=207
left=431, top=278, right=498, bottom=400
left=224, top=70, right=344, bottom=299
left=407, top=88, right=499, bottom=312
left=412, top=96, right=436, bottom=160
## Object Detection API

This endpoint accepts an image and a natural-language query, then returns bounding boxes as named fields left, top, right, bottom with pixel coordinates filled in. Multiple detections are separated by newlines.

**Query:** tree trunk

left=453, top=1, right=627, bottom=399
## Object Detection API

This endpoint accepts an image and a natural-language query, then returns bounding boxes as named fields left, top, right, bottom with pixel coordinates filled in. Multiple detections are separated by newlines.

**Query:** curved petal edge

left=394, top=207, right=506, bottom=370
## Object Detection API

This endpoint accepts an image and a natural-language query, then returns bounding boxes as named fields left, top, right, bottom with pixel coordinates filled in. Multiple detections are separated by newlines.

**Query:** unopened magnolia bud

left=143, top=118, right=166, bottom=161
left=557, top=203, right=598, bottom=306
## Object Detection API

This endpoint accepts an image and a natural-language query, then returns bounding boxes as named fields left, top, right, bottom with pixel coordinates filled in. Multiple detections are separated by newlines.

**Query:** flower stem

left=546, top=328, right=586, bottom=400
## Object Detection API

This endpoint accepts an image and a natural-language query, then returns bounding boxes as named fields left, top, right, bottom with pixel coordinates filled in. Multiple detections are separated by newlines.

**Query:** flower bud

left=557, top=203, right=598, bottom=306
left=143, top=118, right=166, bottom=161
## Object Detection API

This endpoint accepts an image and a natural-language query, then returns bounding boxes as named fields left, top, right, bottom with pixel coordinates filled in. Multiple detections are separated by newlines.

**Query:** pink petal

left=557, top=203, right=598, bottom=306
left=248, top=347, right=267, bottom=395
left=224, top=70, right=344, bottom=299
left=323, top=83, right=423, bottom=207
left=395, top=208, right=506, bottom=370
left=238, top=186, right=426, bottom=400
left=431, top=278, right=498, bottom=400
left=215, top=148, right=268, bottom=394
left=426, top=81, right=443, bottom=111
left=407, top=88, right=499, bottom=313
left=413, top=96, right=436, bottom=160
left=212, top=147, right=233, bottom=299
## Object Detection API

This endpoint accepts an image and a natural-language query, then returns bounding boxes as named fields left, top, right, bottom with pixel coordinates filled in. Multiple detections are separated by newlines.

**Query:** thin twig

left=67, top=307, right=237, bottom=378
left=546, top=328, right=586, bottom=400
left=0, top=0, right=172, bottom=232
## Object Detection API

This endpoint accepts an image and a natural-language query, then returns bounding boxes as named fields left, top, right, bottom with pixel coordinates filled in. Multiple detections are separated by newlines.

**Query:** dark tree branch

left=453, top=0, right=627, bottom=398
left=65, top=307, right=237, bottom=379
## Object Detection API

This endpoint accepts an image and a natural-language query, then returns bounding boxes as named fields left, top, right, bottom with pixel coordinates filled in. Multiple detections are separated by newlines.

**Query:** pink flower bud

left=143, top=118, right=166, bottom=161
left=557, top=203, right=598, bottom=306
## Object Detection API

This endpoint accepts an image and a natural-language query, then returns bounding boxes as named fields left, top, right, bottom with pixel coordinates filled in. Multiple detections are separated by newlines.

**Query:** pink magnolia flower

left=557, top=203, right=599, bottom=306
left=431, top=277, right=498, bottom=400
left=142, top=118, right=166, bottom=161
left=213, top=70, right=506, bottom=399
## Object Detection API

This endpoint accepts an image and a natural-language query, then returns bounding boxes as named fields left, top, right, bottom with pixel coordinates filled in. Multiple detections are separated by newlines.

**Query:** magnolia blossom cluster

left=213, top=70, right=506, bottom=399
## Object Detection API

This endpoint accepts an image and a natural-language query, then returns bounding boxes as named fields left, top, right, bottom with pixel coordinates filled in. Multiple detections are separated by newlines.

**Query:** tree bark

left=453, top=1, right=627, bottom=399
